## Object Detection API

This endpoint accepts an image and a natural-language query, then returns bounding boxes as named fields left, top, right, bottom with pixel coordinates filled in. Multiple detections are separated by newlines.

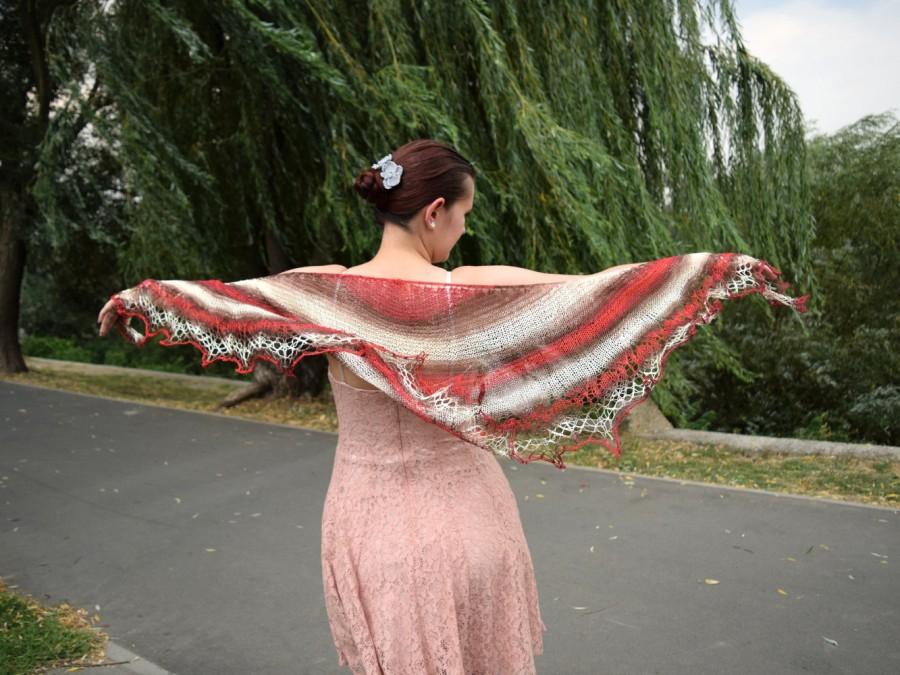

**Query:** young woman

left=317, top=139, right=549, bottom=673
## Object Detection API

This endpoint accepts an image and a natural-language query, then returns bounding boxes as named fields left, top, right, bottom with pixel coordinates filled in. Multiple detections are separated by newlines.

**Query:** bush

left=22, top=331, right=254, bottom=381
left=846, top=385, right=900, bottom=445
left=22, top=335, right=93, bottom=363
left=675, top=276, right=899, bottom=446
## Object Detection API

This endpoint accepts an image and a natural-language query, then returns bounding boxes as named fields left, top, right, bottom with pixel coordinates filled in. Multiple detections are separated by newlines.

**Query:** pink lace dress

left=321, top=357, right=547, bottom=674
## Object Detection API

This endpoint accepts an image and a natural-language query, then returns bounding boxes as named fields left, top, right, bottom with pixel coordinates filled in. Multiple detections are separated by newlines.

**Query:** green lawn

left=0, top=576, right=107, bottom=675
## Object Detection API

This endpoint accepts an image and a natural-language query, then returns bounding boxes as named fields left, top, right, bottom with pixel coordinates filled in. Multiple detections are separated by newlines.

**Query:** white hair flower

left=371, top=153, right=403, bottom=189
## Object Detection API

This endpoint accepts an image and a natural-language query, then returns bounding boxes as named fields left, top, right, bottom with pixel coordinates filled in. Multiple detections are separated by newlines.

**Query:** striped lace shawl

left=109, top=251, right=808, bottom=468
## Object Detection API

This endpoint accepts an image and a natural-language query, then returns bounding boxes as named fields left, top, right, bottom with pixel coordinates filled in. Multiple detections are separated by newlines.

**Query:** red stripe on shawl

left=335, top=273, right=498, bottom=324
left=113, top=297, right=370, bottom=376
left=419, top=256, right=679, bottom=401
left=483, top=254, right=737, bottom=460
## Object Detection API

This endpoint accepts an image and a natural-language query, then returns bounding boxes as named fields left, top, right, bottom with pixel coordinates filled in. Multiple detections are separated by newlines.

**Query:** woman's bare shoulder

left=450, top=265, right=581, bottom=285
left=283, top=264, right=347, bottom=274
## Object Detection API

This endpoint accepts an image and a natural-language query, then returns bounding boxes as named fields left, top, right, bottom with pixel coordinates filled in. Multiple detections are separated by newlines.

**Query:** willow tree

left=13, top=0, right=815, bottom=411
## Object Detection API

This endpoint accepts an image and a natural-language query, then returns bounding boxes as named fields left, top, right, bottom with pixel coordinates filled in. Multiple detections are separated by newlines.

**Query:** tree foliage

left=35, top=1, right=814, bottom=281
left=680, top=112, right=899, bottom=444
left=805, top=112, right=899, bottom=332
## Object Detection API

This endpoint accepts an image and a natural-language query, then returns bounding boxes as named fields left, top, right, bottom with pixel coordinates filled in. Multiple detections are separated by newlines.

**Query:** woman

left=317, top=139, right=551, bottom=674
left=98, top=138, right=807, bottom=674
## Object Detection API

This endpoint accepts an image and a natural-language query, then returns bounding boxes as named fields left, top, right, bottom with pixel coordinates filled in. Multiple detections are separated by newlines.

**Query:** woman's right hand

left=97, top=298, right=121, bottom=336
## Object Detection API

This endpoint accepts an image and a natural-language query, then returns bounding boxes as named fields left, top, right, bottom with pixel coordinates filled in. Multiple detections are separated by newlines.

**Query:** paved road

left=2, top=382, right=898, bottom=675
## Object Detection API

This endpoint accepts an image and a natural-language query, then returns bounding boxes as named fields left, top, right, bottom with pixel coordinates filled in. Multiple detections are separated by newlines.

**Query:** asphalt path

left=2, top=382, right=898, bottom=674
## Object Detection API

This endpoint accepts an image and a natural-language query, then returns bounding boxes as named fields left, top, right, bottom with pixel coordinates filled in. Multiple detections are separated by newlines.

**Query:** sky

left=732, top=0, right=900, bottom=136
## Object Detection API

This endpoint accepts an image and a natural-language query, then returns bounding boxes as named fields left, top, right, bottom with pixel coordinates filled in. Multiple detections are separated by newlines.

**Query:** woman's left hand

left=97, top=298, right=121, bottom=336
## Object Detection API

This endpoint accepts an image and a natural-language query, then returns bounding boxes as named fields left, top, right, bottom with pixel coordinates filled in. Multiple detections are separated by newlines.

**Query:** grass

left=0, top=576, right=109, bottom=675
left=2, top=364, right=898, bottom=509
left=2, top=364, right=337, bottom=432
left=572, top=436, right=899, bottom=507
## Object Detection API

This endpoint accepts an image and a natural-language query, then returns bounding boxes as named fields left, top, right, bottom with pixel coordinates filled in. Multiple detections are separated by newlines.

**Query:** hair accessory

left=371, top=153, right=403, bottom=189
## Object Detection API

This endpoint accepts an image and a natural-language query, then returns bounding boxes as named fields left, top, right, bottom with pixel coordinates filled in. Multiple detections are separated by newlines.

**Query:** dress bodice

left=327, top=369, right=478, bottom=471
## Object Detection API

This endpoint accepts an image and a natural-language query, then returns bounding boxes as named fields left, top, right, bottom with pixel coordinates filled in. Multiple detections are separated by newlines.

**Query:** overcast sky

left=732, top=0, right=899, bottom=136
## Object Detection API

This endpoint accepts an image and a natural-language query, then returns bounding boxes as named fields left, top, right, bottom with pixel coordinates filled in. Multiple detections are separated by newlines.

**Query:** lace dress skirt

left=321, top=369, right=547, bottom=674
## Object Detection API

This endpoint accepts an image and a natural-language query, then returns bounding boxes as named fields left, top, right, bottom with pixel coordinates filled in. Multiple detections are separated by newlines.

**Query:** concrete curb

left=636, top=428, right=900, bottom=460
left=43, top=640, right=175, bottom=675
left=541, top=460, right=900, bottom=511
left=25, top=356, right=247, bottom=389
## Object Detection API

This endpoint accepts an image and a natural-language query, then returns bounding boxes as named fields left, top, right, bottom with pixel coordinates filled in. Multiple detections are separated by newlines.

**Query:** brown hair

left=353, top=139, right=476, bottom=229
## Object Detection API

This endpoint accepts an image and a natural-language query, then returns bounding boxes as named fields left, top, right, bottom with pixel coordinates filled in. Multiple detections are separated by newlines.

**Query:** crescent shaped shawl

left=108, top=251, right=809, bottom=468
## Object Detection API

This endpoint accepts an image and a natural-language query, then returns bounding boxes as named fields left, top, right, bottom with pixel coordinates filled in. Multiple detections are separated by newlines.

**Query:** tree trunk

left=221, top=223, right=328, bottom=404
left=0, top=183, right=28, bottom=374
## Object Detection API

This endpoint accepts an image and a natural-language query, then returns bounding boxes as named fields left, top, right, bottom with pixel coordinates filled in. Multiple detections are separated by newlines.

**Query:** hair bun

left=353, top=169, right=381, bottom=204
